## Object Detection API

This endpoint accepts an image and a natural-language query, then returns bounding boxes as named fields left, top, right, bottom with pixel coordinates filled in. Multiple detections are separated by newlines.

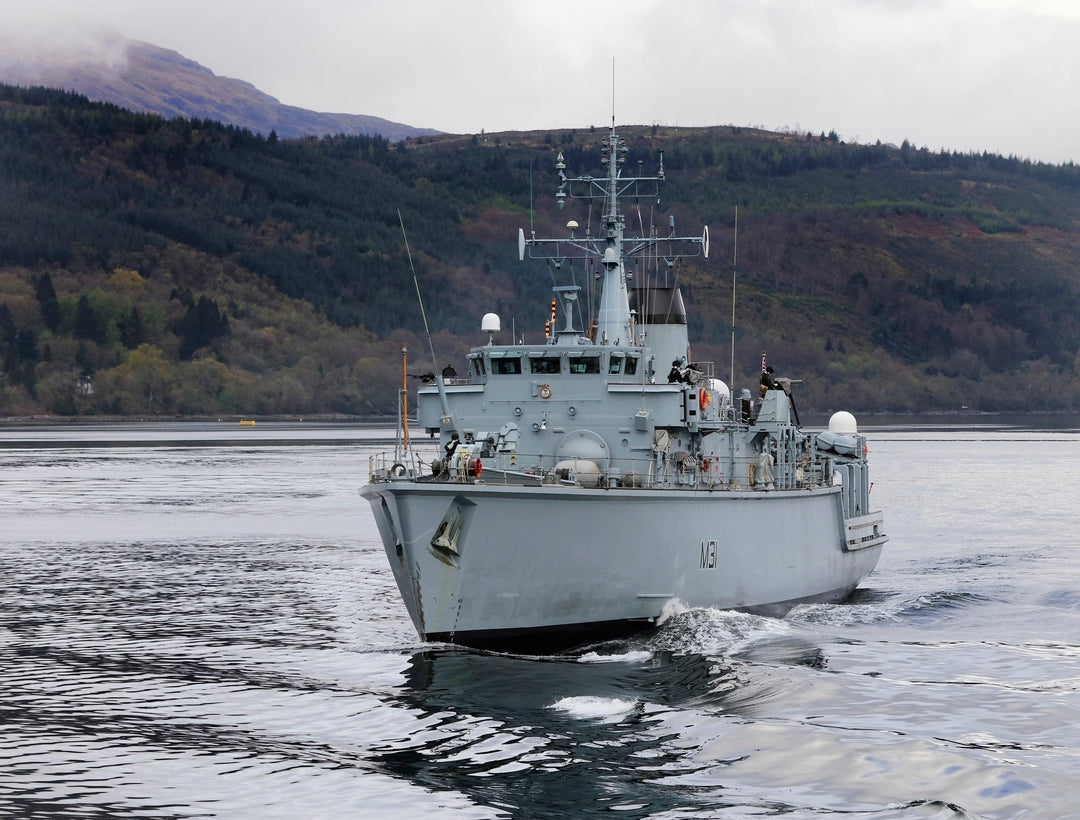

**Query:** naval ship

left=361, top=121, right=887, bottom=651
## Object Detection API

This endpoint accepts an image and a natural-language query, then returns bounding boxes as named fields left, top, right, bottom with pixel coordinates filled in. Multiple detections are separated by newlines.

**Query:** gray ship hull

left=362, top=479, right=884, bottom=650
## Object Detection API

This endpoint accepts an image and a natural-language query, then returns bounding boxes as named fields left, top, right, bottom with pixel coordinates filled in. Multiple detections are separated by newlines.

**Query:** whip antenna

left=730, top=206, right=738, bottom=388
left=399, top=209, right=458, bottom=439
left=399, top=209, right=438, bottom=370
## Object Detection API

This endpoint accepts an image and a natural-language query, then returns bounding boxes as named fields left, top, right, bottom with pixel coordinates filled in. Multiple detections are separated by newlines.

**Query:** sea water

left=1, top=420, right=1078, bottom=819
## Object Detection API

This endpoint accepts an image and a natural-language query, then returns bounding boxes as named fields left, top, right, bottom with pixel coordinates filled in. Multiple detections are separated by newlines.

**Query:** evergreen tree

left=35, top=273, right=61, bottom=331
left=0, top=304, right=14, bottom=345
left=119, top=306, right=147, bottom=349
left=15, top=329, right=38, bottom=363
left=3, top=328, right=39, bottom=396
left=75, top=342, right=94, bottom=377
left=74, top=295, right=102, bottom=343
left=0, top=304, right=17, bottom=388
left=176, top=296, right=230, bottom=360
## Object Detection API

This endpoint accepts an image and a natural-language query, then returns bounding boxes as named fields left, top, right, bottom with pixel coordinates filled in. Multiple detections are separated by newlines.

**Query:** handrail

left=368, top=446, right=835, bottom=492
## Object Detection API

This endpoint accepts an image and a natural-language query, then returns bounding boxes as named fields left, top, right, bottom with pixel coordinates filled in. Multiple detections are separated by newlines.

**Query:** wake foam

left=576, top=649, right=653, bottom=665
left=650, top=607, right=792, bottom=655
left=548, top=695, right=640, bottom=722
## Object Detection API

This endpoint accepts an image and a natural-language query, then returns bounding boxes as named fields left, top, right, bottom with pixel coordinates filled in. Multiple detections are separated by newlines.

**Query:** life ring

left=539, top=384, right=552, bottom=399
left=698, top=387, right=711, bottom=412
left=390, top=462, right=407, bottom=477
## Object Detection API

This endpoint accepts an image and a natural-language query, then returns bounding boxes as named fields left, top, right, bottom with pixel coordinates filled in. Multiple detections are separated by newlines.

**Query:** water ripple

left=3, top=426, right=1080, bottom=819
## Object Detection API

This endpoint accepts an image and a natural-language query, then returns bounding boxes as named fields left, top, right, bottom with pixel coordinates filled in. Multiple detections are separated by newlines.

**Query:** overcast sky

left=4, top=0, right=1078, bottom=164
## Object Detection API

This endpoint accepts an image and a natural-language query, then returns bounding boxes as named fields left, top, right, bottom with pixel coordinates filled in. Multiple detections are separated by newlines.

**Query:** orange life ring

left=698, top=387, right=711, bottom=412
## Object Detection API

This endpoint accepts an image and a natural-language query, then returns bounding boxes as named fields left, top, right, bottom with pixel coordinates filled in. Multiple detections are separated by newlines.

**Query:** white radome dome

left=481, top=313, right=501, bottom=333
left=828, top=411, right=858, bottom=435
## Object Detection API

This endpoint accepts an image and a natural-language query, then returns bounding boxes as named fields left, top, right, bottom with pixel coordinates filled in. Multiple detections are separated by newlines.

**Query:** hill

left=0, top=35, right=439, bottom=142
left=2, top=84, right=1080, bottom=418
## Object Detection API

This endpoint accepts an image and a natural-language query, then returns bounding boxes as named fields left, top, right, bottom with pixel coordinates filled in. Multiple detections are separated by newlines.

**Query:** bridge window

left=608, top=355, right=623, bottom=374
left=491, top=357, right=521, bottom=375
left=569, top=356, right=601, bottom=374
left=625, top=356, right=639, bottom=375
left=530, top=357, right=561, bottom=375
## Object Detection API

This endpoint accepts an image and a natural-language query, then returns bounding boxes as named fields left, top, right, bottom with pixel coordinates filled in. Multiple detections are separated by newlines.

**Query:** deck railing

left=369, top=447, right=836, bottom=492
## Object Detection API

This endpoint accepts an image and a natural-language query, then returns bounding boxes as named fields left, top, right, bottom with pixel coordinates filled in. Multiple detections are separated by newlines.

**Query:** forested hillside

left=3, top=84, right=1080, bottom=417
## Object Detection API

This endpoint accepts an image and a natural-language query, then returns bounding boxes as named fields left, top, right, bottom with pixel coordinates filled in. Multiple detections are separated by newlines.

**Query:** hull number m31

left=700, top=539, right=718, bottom=569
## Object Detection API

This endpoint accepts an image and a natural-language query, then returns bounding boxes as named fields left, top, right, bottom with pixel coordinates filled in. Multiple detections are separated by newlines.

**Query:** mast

left=730, top=206, right=738, bottom=387
left=519, top=124, right=708, bottom=346
left=594, top=121, right=631, bottom=345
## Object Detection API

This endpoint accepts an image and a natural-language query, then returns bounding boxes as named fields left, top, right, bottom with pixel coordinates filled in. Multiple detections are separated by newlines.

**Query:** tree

left=75, top=342, right=94, bottom=376
left=119, top=306, right=147, bottom=349
left=176, top=296, right=230, bottom=360
left=36, top=273, right=61, bottom=330
left=3, top=328, right=39, bottom=396
left=74, top=295, right=102, bottom=343
left=0, top=304, right=14, bottom=345
left=102, top=344, right=175, bottom=413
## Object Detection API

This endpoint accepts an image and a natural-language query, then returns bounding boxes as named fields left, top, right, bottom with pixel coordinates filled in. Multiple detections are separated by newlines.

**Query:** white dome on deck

left=828, top=411, right=858, bottom=435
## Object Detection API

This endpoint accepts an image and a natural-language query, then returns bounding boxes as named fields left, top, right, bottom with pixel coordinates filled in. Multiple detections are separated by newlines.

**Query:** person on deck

left=444, top=432, right=460, bottom=460
left=439, top=432, right=461, bottom=476
left=667, top=360, right=687, bottom=384
left=760, top=365, right=778, bottom=396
